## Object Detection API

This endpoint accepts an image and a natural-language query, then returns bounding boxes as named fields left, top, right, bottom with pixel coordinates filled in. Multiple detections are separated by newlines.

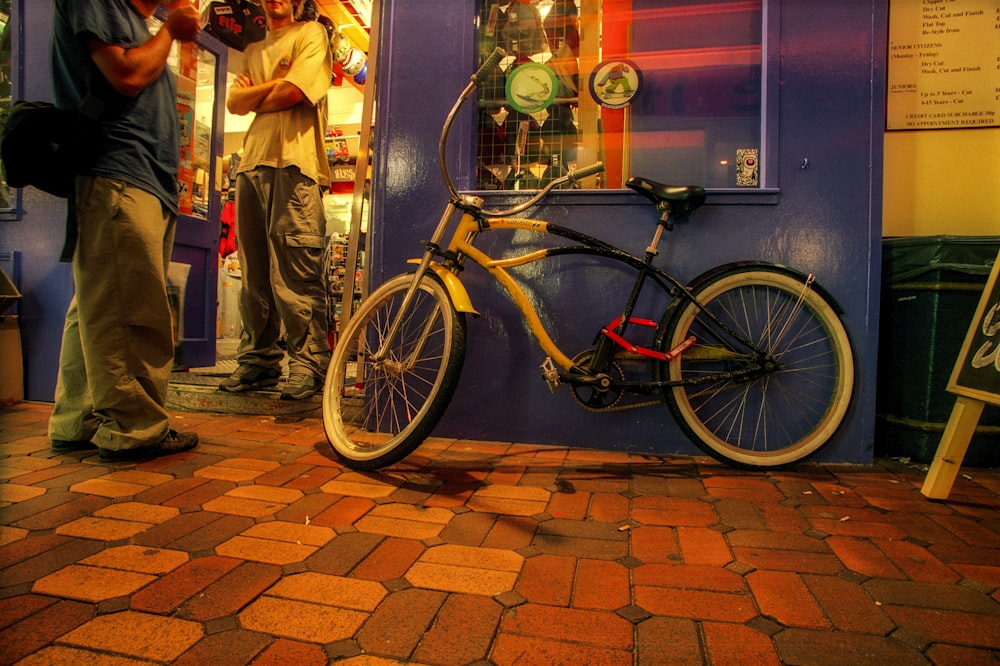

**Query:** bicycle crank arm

left=559, top=370, right=615, bottom=389
left=540, top=357, right=619, bottom=394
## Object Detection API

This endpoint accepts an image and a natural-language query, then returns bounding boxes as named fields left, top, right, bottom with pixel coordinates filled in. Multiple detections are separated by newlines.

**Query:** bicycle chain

left=579, top=397, right=664, bottom=413
left=571, top=350, right=667, bottom=413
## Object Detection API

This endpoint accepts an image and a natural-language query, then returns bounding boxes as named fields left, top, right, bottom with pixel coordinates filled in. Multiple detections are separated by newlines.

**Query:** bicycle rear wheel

left=323, top=273, right=466, bottom=469
left=658, top=265, right=854, bottom=468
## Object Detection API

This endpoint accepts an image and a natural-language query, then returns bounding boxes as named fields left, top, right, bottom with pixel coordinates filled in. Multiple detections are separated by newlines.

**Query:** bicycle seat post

left=644, top=204, right=672, bottom=261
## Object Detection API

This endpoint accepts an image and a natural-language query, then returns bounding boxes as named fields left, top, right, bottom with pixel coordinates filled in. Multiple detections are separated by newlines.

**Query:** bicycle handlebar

left=473, top=47, right=507, bottom=87
left=499, top=162, right=605, bottom=214
left=565, top=161, right=605, bottom=182
left=439, top=47, right=606, bottom=215
left=477, top=161, right=606, bottom=217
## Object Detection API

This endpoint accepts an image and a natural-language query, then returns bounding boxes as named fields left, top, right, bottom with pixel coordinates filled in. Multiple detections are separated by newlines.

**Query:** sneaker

left=281, top=373, right=318, bottom=400
left=51, top=439, right=97, bottom=453
left=219, top=363, right=281, bottom=392
left=98, top=430, right=199, bottom=462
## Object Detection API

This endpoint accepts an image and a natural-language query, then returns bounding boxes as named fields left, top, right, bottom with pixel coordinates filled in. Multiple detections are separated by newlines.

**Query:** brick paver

left=355, top=587, right=445, bottom=659
left=92, top=501, right=180, bottom=525
left=354, top=502, right=454, bottom=540
left=635, top=615, right=705, bottom=664
left=499, top=603, right=634, bottom=650
left=1, top=402, right=999, bottom=664
left=216, top=535, right=319, bottom=565
left=747, top=570, right=831, bottom=629
left=59, top=610, right=203, bottom=662
left=79, top=544, right=188, bottom=574
left=407, top=544, right=523, bottom=595
left=130, top=556, right=242, bottom=615
left=55, top=515, right=153, bottom=541
left=0, top=484, right=45, bottom=504
left=517, top=553, right=575, bottom=605
left=252, top=638, right=329, bottom=665
left=574, top=558, right=630, bottom=610
left=239, top=596, right=368, bottom=644
left=412, top=593, right=501, bottom=664
left=351, top=536, right=425, bottom=581
left=31, top=564, right=156, bottom=602
left=0, top=599, right=92, bottom=664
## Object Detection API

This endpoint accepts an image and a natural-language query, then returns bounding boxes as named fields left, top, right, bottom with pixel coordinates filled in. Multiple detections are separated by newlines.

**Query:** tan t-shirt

left=238, top=21, right=331, bottom=186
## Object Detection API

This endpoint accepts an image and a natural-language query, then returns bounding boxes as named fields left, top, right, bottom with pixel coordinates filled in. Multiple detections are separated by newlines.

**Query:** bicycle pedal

left=540, top=357, right=560, bottom=393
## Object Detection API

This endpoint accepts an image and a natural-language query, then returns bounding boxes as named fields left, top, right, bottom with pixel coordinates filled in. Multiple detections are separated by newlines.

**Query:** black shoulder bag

left=0, top=97, right=104, bottom=260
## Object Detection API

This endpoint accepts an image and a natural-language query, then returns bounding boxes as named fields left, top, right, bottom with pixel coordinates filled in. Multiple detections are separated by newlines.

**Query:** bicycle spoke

left=662, top=266, right=853, bottom=468
left=324, top=274, right=467, bottom=469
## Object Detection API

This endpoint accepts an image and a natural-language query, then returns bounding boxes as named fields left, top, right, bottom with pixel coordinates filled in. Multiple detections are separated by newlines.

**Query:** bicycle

left=322, top=49, right=855, bottom=471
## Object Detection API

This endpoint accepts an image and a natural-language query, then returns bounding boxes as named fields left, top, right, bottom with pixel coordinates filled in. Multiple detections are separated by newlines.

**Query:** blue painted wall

left=369, top=0, right=885, bottom=463
left=0, top=1, right=74, bottom=403
left=3, top=1, right=885, bottom=464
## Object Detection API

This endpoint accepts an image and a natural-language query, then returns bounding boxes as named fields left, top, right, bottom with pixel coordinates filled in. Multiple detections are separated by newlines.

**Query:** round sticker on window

left=589, top=59, right=642, bottom=109
left=505, top=62, right=559, bottom=114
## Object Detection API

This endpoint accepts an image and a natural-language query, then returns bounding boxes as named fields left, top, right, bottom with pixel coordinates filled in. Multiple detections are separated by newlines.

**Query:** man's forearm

left=227, top=79, right=306, bottom=116
left=90, top=1, right=200, bottom=97
left=90, top=27, right=175, bottom=97
left=227, top=81, right=273, bottom=116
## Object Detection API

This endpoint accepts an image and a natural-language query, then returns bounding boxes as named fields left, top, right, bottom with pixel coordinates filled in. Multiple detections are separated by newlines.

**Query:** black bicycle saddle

left=626, top=177, right=706, bottom=216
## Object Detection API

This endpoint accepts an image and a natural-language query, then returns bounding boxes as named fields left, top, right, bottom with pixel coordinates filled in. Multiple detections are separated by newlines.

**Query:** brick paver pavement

left=1, top=401, right=999, bottom=665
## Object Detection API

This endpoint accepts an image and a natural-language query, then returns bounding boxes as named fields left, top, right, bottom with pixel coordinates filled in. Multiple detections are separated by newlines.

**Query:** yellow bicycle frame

left=411, top=210, right=580, bottom=372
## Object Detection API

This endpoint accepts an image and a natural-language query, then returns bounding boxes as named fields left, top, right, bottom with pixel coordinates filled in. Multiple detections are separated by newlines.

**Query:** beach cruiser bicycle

left=322, top=49, right=855, bottom=470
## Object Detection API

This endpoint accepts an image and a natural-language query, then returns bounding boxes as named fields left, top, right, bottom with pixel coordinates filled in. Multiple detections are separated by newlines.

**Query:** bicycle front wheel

left=323, top=273, right=466, bottom=469
left=659, top=265, right=854, bottom=468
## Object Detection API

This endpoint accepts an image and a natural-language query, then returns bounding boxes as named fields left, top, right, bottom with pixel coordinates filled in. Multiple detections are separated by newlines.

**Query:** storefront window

left=476, top=0, right=767, bottom=191
left=0, top=1, right=14, bottom=212
left=164, top=31, right=217, bottom=220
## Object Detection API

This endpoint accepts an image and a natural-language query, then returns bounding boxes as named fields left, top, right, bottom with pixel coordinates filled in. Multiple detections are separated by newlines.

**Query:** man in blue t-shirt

left=47, top=0, right=203, bottom=462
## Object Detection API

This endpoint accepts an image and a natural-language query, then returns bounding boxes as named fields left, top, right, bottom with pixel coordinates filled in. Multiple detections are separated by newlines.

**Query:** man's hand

left=164, top=1, right=201, bottom=43
left=232, top=72, right=254, bottom=89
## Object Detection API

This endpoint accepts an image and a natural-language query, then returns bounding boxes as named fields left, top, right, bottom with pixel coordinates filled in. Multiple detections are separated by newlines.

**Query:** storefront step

left=167, top=380, right=321, bottom=417
left=168, top=355, right=321, bottom=417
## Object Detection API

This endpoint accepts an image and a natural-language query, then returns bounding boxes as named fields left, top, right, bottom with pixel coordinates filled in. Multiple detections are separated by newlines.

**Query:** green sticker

left=505, top=62, right=559, bottom=114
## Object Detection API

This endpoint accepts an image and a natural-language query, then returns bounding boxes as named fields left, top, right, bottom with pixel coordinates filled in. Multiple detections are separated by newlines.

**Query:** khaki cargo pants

left=233, top=166, right=330, bottom=379
left=48, top=177, right=176, bottom=451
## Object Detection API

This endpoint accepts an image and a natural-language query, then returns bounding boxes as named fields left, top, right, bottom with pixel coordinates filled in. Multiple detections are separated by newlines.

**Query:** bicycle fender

left=685, top=261, right=846, bottom=314
left=407, top=259, right=480, bottom=316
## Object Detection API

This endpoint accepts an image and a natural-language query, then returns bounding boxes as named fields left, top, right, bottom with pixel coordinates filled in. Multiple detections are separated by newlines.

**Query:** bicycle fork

left=372, top=200, right=470, bottom=366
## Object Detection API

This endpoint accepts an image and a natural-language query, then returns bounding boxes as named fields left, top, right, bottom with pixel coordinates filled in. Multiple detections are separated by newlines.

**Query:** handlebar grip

left=472, top=48, right=507, bottom=87
left=567, top=162, right=605, bottom=181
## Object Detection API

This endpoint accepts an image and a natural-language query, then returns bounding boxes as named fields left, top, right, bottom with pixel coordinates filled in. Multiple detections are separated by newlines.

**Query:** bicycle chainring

left=569, top=349, right=625, bottom=411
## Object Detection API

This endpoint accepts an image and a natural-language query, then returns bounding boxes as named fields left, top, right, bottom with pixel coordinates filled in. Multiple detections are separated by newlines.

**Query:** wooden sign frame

left=947, top=250, right=1000, bottom=407
left=922, top=250, right=1000, bottom=499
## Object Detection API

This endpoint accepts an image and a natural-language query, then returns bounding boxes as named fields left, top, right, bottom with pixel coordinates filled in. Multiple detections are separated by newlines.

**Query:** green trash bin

left=876, top=236, right=1000, bottom=467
